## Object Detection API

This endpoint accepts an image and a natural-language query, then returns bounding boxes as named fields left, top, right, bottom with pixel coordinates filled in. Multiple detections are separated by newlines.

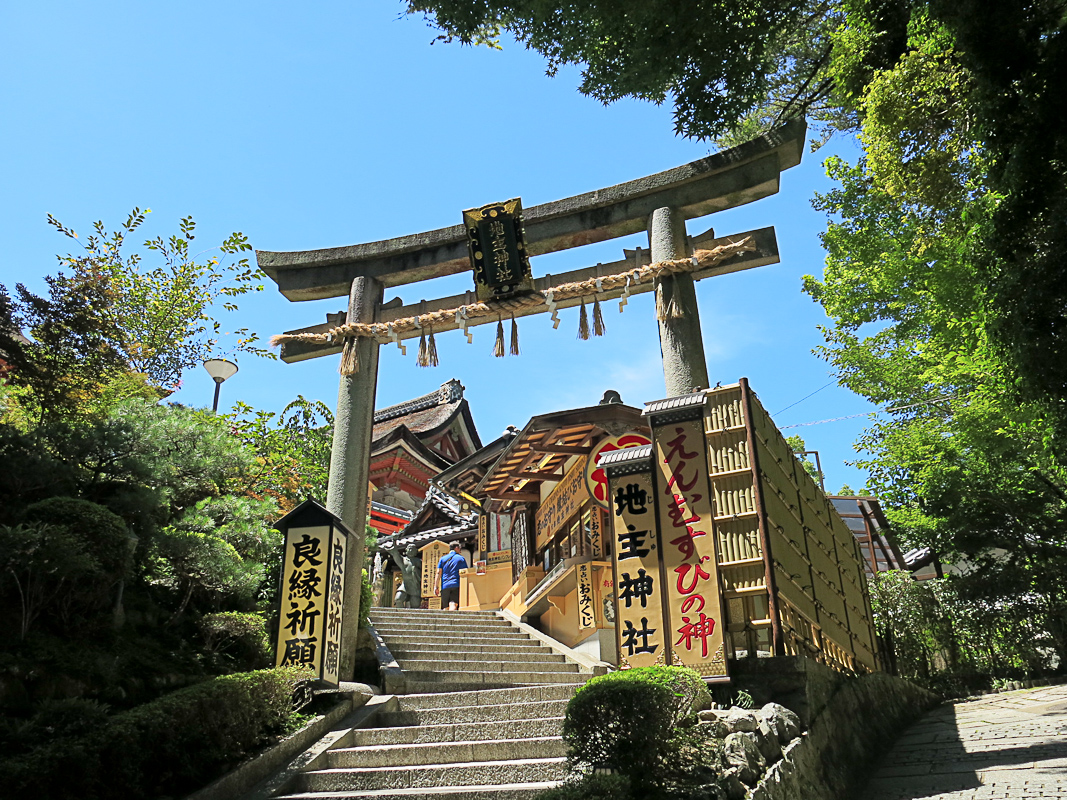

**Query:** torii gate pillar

left=650, top=207, right=710, bottom=397
left=326, top=275, right=382, bottom=681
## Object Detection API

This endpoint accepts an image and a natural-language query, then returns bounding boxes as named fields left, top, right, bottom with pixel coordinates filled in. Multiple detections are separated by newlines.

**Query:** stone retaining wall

left=750, top=672, right=939, bottom=800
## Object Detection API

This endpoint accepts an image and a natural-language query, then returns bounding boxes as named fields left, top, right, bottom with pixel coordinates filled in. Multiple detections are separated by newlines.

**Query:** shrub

left=562, top=666, right=710, bottom=788
left=17, top=698, right=112, bottom=748
left=199, top=612, right=271, bottom=671
left=871, top=570, right=1059, bottom=694
left=0, top=665, right=311, bottom=800
left=537, top=773, right=632, bottom=800
left=24, top=497, right=132, bottom=578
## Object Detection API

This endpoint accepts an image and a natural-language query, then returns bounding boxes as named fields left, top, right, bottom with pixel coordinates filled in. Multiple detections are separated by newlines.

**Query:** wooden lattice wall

left=704, top=380, right=879, bottom=673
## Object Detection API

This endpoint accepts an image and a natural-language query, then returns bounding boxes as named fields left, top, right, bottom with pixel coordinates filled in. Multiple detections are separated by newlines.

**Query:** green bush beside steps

left=548, top=665, right=729, bottom=800
left=0, top=665, right=311, bottom=800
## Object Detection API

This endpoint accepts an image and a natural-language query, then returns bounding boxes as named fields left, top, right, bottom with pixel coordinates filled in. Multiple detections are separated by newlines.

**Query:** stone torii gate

left=258, top=119, right=805, bottom=680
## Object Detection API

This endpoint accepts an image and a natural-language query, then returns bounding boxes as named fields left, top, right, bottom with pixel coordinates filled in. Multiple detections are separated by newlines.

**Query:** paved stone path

left=861, top=683, right=1067, bottom=799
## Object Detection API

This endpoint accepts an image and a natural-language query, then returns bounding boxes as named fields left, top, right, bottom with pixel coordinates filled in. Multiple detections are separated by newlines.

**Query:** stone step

left=380, top=634, right=543, bottom=648
left=347, top=717, right=566, bottom=747
left=295, top=757, right=569, bottom=793
left=370, top=609, right=502, bottom=619
left=370, top=614, right=513, bottom=626
left=393, top=684, right=579, bottom=710
left=373, top=622, right=530, bottom=634
left=377, top=698, right=570, bottom=727
left=276, top=780, right=561, bottom=799
left=398, top=671, right=579, bottom=687
left=387, top=646, right=562, bottom=662
left=395, top=659, right=577, bottom=674
left=372, top=622, right=521, bottom=635
left=328, top=736, right=566, bottom=769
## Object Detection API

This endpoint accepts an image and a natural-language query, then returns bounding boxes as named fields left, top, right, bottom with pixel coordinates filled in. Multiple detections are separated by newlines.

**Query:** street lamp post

left=202, top=358, right=238, bottom=412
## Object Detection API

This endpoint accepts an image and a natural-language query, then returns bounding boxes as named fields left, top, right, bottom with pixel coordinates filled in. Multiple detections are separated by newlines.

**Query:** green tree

left=228, top=396, right=334, bottom=513
left=46, top=209, right=270, bottom=391
left=804, top=13, right=1067, bottom=664
left=0, top=273, right=130, bottom=424
left=405, top=0, right=837, bottom=141
left=0, top=523, right=99, bottom=640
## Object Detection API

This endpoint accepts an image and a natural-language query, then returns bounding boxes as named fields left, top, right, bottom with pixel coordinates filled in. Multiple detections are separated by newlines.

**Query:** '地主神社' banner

left=603, top=445, right=669, bottom=668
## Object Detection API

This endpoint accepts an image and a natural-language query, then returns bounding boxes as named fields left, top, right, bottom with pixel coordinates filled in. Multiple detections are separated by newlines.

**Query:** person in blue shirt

left=434, top=541, right=467, bottom=611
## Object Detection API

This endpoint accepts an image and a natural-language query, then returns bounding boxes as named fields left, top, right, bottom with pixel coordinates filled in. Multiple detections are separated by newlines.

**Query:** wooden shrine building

left=388, top=382, right=885, bottom=676
left=401, top=390, right=654, bottom=663
left=368, top=378, right=482, bottom=514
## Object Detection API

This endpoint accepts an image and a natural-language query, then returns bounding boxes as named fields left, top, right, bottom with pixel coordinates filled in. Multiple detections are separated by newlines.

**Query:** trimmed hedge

left=0, top=665, right=310, bottom=800
left=562, top=666, right=711, bottom=786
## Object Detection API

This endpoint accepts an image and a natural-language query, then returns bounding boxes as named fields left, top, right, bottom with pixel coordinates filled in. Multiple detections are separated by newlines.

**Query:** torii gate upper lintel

left=258, top=117, right=805, bottom=301
left=258, top=119, right=806, bottom=682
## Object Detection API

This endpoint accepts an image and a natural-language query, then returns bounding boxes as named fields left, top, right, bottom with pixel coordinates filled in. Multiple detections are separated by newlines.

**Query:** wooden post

left=327, top=275, right=382, bottom=681
left=649, top=207, right=710, bottom=397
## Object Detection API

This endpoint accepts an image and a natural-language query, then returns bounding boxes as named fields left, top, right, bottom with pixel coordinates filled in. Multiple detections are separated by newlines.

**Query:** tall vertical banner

left=588, top=507, right=604, bottom=559
left=604, top=447, right=668, bottom=668
left=276, top=523, right=347, bottom=687
left=649, top=406, right=730, bottom=681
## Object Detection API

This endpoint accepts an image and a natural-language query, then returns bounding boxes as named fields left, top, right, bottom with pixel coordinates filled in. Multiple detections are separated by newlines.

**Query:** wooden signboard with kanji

left=604, top=449, right=668, bottom=668
left=273, top=500, right=350, bottom=688
left=421, top=540, right=450, bottom=610
left=651, top=416, right=729, bottom=681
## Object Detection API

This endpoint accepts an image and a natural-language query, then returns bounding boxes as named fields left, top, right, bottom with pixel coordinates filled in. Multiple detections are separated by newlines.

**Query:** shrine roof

left=370, top=501, right=414, bottom=522
left=379, top=523, right=477, bottom=552
left=371, top=378, right=481, bottom=453
left=370, top=426, right=454, bottom=474
left=377, top=485, right=479, bottom=551
left=475, top=395, right=649, bottom=504
left=433, top=427, right=520, bottom=497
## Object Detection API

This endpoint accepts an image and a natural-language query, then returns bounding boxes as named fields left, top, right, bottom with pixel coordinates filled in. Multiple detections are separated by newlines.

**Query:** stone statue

left=388, top=544, right=422, bottom=608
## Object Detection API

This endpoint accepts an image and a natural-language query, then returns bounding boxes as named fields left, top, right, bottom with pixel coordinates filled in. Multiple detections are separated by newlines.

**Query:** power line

left=780, top=394, right=959, bottom=429
left=773, top=380, right=836, bottom=416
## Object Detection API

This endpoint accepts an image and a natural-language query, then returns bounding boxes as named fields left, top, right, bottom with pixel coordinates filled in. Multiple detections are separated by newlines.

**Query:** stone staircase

left=373, top=607, right=586, bottom=692
left=269, top=607, right=593, bottom=800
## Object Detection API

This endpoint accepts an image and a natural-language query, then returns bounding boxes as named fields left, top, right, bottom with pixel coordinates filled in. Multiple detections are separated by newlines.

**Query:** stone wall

left=749, top=671, right=939, bottom=800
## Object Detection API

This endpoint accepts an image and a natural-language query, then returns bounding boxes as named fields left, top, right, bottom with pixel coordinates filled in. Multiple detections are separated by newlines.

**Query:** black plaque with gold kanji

left=463, top=198, right=534, bottom=301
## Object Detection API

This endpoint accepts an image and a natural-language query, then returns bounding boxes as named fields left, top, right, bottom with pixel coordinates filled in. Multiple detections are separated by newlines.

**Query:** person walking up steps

left=434, top=541, right=467, bottom=611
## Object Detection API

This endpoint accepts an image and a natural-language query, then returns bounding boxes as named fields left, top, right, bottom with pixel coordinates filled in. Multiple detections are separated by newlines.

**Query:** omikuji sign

left=273, top=500, right=352, bottom=688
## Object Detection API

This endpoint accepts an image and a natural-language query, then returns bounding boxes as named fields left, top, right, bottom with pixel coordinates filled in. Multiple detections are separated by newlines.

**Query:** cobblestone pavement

left=860, top=684, right=1067, bottom=799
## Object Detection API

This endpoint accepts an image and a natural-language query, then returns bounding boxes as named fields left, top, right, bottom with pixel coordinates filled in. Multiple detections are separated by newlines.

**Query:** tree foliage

left=409, top=0, right=1067, bottom=415
left=805, top=10, right=1067, bottom=664
left=0, top=210, right=269, bottom=423
left=406, top=0, right=832, bottom=141
left=228, top=396, right=334, bottom=513
left=0, top=273, right=130, bottom=424
left=871, top=571, right=1059, bottom=692
left=47, top=209, right=269, bottom=388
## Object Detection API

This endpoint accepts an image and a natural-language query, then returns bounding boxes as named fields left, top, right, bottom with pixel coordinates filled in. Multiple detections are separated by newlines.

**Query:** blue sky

left=1, top=2, right=878, bottom=491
